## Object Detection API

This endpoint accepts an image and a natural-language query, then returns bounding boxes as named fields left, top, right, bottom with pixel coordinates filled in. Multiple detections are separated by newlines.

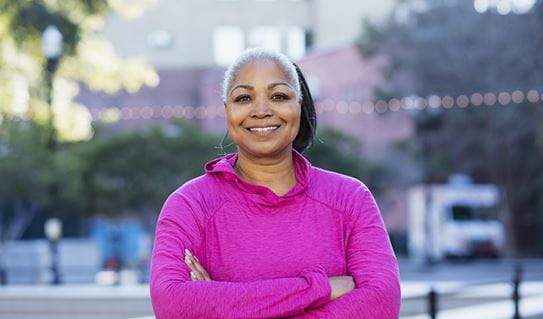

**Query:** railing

left=0, top=264, right=150, bottom=285
left=403, top=262, right=543, bottom=319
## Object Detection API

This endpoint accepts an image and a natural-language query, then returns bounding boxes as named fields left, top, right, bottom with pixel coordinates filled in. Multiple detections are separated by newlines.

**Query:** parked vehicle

left=407, top=175, right=505, bottom=262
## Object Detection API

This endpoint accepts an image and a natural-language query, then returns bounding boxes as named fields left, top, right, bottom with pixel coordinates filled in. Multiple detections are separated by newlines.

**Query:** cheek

left=225, top=105, right=244, bottom=127
left=289, top=104, right=302, bottom=130
left=225, top=107, right=247, bottom=143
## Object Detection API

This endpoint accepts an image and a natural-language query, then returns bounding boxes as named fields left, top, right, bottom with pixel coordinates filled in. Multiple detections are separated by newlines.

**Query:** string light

left=512, top=90, right=524, bottom=104
left=401, top=97, right=413, bottom=110
left=90, top=89, right=542, bottom=122
left=527, top=90, right=539, bottom=103
left=349, top=101, right=362, bottom=114
left=457, top=95, right=470, bottom=108
left=375, top=100, right=388, bottom=113
left=336, top=101, right=349, bottom=114
left=428, top=95, right=441, bottom=108
left=416, top=97, right=427, bottom=110
left=442, top=96, right=454, bottom=109
left=362, top=101, right=375, bottom=114
left=471, top=93, right=483, bottom=106
left=498, top=92, right=511, bottom=105
left=484, top=93, right=497, bottom=106
left=388, top=98, right=401, bottom=112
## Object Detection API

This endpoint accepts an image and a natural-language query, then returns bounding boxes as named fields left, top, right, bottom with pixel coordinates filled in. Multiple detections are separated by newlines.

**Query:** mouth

left=245, top=125, right=281, bottom=136
left=247, top=125, right=280, bottom=132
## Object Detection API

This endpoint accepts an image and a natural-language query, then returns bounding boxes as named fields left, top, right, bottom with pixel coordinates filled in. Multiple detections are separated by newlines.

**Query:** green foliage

left=305, top=127, right=384, bottom=193
left=0, top=0, right=158, bottom=136
left=0, top=119, right=52, bottom=205
left=71, top=121, right=221, bottom=217
left=2, top=0, right=99, bottom=54
left=0, top=117, right=384, bottom=240
left=0, top=119, right=55, bottom=240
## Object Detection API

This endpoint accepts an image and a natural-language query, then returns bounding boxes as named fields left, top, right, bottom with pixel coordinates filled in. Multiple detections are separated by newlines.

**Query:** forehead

left=234, top=59, right=292, bottom=85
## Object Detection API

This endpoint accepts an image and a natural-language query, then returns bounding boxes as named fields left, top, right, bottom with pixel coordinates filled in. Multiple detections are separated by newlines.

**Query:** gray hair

left=222, top=47, right=302, bottom=102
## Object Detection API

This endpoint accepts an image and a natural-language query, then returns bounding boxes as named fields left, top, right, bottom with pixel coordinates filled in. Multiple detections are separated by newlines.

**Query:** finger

left=186, top=254, right=210, bottom=281
left=190, top=270, right=205, bottom=281
left=184, top=249, right=210, bottom=281
left=189, top=256, right=211, bottom=281
left=185, top=255, right=204, bottom=281
left=191, top=270, right=202, bottom=281
left=184, top=254, right=196, bottom=271
left=196, top=259, right=211, bottom=281
left=184, top=249, right=198, bottom=270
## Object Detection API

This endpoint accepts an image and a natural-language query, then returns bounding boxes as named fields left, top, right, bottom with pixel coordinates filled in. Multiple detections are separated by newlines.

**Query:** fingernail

left=185, top=256, right=192, bottom=264
left=185, top=249, right=193, bottom=256
left=190, top=271, right=196, bottom=279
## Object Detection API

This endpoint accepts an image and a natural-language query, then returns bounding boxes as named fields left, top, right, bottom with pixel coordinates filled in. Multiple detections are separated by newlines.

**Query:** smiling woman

left=150, top=47, right=401, bottom=319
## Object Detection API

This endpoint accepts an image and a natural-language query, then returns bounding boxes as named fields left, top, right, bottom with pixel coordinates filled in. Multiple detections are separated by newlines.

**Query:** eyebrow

left=229, top=82, right=293, bottom=96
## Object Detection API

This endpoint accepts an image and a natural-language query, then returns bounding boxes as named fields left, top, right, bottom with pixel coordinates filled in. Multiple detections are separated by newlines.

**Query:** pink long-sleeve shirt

left=150, top=150, right=401, bottom=318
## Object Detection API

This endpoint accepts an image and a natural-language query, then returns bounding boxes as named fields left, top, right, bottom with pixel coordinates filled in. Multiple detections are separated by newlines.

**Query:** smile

left=247, top=126, right=280, bottom=132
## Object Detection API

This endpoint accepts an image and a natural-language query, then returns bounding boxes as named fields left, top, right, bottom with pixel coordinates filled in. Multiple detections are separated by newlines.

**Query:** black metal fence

left=405, top=263, right=543, bottom=319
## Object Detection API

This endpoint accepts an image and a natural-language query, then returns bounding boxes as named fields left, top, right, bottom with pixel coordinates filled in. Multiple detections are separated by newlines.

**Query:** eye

left=271, top=93, right=289, bottom=101
left=234, top=95, right=251, bottom=103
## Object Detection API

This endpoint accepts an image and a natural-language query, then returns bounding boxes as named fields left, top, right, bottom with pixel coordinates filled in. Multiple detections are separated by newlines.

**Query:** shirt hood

left=204, top=149, right=311, bottom=206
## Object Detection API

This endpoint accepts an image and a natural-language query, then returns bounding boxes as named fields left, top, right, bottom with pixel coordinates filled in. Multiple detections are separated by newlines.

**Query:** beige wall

left=312, top=0, right=396, bottom=51
left=103, top=0, right=396, bottom=68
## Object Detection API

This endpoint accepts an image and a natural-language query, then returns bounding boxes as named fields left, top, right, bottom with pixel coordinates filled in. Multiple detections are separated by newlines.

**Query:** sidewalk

left=401, top=281, right=543, bottom=319
left=2, top=281, right=543, bottom=319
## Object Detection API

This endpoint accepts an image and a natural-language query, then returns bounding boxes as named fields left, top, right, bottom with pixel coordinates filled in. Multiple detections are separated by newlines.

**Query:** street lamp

left=41, top=25, right=63, bottom=149
left=44, top=217, right=63, bottom=285
left=42, top=26, right=63, bottom=285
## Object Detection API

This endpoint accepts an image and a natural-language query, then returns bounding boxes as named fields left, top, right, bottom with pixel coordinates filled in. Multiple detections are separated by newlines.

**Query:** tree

left=70, top=121, right=221, bottom=228
left=359, top=0, right=543, bottom=255
left=305, top=127, right=384, bottom=193
left=0, top=120, right=52, bottom=242
left=0, top=0, right=158, bottom=246
left=0, top=0, right=158, bottom=140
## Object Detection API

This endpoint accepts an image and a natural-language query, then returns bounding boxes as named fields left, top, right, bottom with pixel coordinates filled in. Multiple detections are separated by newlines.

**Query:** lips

left=247, top=125, right=280, bottom=132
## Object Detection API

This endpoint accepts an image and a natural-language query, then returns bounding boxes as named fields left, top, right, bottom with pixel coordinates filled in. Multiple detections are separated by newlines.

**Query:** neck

left=234, top=148, right=297, bottom=196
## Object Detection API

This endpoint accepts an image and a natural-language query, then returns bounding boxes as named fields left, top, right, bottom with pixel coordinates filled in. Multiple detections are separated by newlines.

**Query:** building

left=76, top=0, right=412, bottom=238
left=80, top=0, right=409, bottom=147
left=102, top=0, right=396, bottom=67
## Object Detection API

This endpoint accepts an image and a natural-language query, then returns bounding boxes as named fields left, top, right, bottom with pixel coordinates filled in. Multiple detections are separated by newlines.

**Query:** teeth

left=249, top=126, right=278, bottom=132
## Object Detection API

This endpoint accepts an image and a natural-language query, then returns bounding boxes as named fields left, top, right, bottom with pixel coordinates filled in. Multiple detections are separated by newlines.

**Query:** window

left=213, top=26, right=245, bottom=66
left=451, top=205, right=498, bottom=221
left=248, top=26, right=281, bottom=52
left=147, top=30, right=174, bottom=50
left=286, top=27, right=305, bottom=60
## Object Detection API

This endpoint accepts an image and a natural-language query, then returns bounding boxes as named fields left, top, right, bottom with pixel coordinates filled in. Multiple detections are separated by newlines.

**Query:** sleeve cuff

left=297, top=265, right=332, bottom=310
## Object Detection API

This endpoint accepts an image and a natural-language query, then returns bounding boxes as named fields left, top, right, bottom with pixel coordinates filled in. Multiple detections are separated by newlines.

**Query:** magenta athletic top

left=150, top=150, right=401, bottom=318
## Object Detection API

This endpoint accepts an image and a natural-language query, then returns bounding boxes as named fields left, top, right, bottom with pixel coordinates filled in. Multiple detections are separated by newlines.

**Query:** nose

left=250, top=97, right=272, bottom=118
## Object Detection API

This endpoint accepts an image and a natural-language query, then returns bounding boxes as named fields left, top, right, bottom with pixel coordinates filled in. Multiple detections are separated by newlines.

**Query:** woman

left=150, top=48, right=401, bottom=318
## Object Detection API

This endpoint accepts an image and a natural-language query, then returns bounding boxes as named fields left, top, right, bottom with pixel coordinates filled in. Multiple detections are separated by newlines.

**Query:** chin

left=240, top=143, right=291, bottom=158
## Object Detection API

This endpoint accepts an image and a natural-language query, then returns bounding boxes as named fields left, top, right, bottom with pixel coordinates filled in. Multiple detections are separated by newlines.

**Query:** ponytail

left=292, top=63, right=317, bottom=153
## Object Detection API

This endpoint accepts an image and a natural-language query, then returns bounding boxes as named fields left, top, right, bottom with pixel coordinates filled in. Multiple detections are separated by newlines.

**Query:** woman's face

left=225, top=59, right=301, bottom=158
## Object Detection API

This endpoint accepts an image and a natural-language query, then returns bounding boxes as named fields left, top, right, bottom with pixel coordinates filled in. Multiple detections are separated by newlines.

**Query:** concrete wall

left=103, top=0, right=396, bottom=67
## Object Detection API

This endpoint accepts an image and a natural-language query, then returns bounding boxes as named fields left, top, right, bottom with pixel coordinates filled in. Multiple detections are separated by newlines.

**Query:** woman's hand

left=329, top=276, right=355, bottom=300
left=184, top=249, right=212, bottom=281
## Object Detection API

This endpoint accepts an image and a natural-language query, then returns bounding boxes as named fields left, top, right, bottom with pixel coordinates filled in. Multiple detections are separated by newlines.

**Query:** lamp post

left=41, top=25, right=63, bottom=149
left=44, top=218, right=63, bottom=285
left=42, top=27, right=63, bottom=284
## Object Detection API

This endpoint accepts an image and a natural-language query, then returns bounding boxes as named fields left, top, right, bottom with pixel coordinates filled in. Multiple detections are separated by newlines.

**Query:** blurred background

left=1, top=0, right=543, bottom=318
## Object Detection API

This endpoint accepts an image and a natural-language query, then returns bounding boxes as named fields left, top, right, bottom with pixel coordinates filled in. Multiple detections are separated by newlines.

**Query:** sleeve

left=288, top=185, right=401, bottom=319
left=150, top=191, right=332, bottom=319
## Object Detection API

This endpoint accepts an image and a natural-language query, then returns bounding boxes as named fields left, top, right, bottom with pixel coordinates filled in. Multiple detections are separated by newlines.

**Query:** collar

left=204, top=149, right=311, bottom=206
